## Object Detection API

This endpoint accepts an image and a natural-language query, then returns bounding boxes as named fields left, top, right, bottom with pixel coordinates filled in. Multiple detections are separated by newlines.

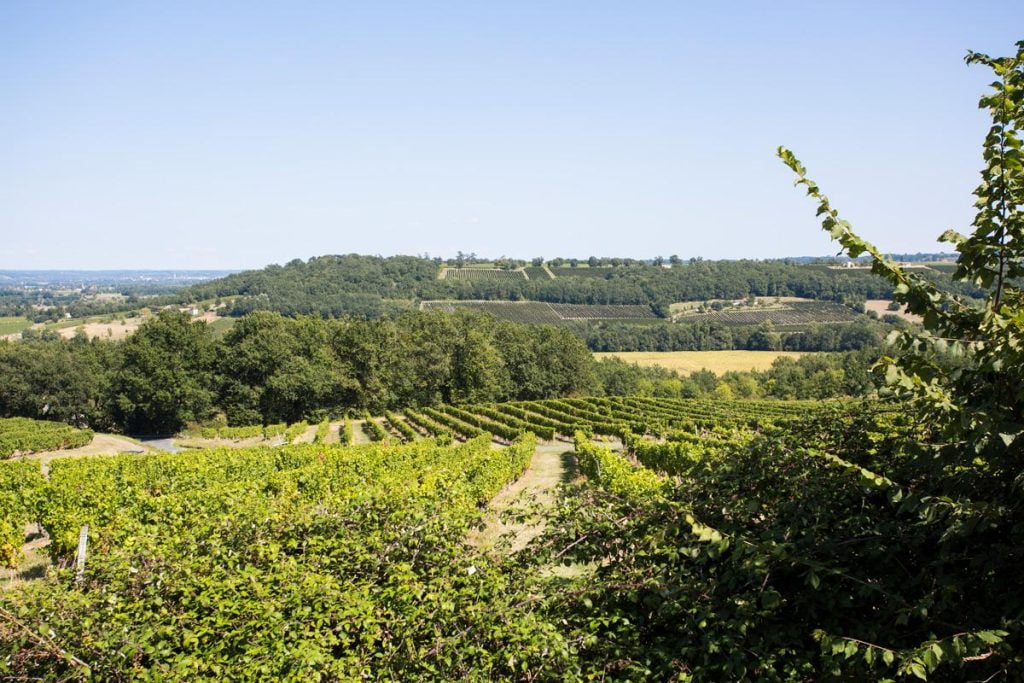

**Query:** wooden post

left=75, top=525, right=88, bottom=584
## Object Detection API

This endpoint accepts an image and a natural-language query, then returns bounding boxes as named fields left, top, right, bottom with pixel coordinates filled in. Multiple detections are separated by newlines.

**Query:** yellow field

left=594, top=350, right=807, bottom=375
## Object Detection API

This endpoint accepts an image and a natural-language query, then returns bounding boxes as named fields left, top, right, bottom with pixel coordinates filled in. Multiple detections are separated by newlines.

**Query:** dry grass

left=594, top=350, right=807, bottom=375
left=468, top=443, right=575, bottom=554
left=864, top=299, right=923, bottom=323
left=23, top=433, right=150, bottom=463
left=55, top=319, right=144, bottom=340
left=174, top=435, right=270, bottom=449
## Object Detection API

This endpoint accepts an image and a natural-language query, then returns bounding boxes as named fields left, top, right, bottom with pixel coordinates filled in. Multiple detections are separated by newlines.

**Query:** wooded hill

left=180, top=254, right=978, bottom=318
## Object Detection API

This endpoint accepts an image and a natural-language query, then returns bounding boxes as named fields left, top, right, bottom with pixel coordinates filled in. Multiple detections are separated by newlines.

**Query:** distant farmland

left=595, top=350, right=807, bottom=375
left=548, top=303, right=655, bottom=320
left=0, top=316, right=30, bottom=337
left=421, top=300, right=658, bottom=324
left=673, top=299, right=860, bottom=329
left=440, top=268, right=527, bottom=282
left=548, top=267, right=617, bottom=279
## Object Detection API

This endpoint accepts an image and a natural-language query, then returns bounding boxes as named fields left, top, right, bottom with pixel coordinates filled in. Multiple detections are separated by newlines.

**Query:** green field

left=206, top=316, right=236, bottom=338
left=0, top=316, right=31, bottom=336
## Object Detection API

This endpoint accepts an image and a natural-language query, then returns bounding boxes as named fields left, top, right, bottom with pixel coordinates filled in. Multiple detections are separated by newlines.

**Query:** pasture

left=0, top=316, right=30, bottom=336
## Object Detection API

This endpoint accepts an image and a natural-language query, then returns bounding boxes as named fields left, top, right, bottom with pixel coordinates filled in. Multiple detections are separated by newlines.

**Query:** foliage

left=0, top=460, right=45, bottom=568
left=535, top=406, right=1019, bottom=680
left=0, top=418, right=93, bottom=459
left=1, top=309, right=600, bottom=432
left=3, top=436, right=574, bottom=680
left=585, top=316, right=893, bottom=353
left=361, top=418, right=389, bottom=442
left=776, top=44, right=1024, bottom=447
left=313, top=418, right=331, bottom=444
left=111, top=311, right=216, bottom=434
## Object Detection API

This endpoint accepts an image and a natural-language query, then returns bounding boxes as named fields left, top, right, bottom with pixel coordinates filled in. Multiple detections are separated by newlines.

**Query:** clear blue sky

left=2, top=2, right=1021, bottom=269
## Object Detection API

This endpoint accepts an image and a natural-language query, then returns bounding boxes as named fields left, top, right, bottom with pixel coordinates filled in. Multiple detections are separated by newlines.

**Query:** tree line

left=0, top=309, right=598, bottom=434
left=583, top=317, right=898, bottom=352
left=0, top=308, right=878, bottom=435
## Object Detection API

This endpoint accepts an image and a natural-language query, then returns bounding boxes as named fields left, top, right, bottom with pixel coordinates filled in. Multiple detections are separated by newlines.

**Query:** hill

left=181, top=254, right=911, bottom=317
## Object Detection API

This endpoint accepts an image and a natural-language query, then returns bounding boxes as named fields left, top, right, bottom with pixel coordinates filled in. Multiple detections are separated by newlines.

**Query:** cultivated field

left=421, top=300, right=657, bottom=324
left=594, top=350, right=806, bottom=375
left=0, top=418, right=94, bottom=459
left=921, top=262, right=958, bottom=273
left=548, top=267, right=616, bottom=279
left=0, top=316, right=31, bottom=337
left=440, top=268, right=527, bottom=282
left=549, top=303, right=655, bottom=320
left=55, top=318, right=145, bottom=340
left=672, top=298, right=860, bottom=328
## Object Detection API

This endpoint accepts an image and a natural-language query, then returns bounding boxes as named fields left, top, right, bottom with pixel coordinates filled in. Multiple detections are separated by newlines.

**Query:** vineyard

left=173, top=398, right=820, bottom=452
left=548, top=267, right=617, bottom=279
left=440, top=268, right=527, bottom=282
left=921, top=262, right=959, bottom=273
left=0, top=395, right=1018, bottom=679
left=0, top=418, right=94, bottom=459
left=523, top=266, right=553, bottom=280
left=675, top=299, right=861, bottom=327
left=420, top=300, right=658, bottom=324
left=549, top=303, right=656, bottom=320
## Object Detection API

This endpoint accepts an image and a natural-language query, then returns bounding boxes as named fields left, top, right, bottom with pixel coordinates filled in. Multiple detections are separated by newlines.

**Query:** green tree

left=779, top=42, right=1024, bottom=449
left=112, top=311, right=216, bottom=433
left=773, top=39, right=1024, bottom=676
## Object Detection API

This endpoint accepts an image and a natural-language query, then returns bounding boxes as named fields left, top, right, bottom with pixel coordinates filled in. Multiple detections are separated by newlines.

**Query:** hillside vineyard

left=2, top=37, right=1023, bottom=682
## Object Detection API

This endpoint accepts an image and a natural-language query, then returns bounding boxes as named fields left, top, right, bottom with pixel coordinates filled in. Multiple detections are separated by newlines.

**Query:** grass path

left=469, top=442, right=576, bottom=554
left=294, top=424, right=318, bottom=444
left=351, top=420, right=371, bottom=445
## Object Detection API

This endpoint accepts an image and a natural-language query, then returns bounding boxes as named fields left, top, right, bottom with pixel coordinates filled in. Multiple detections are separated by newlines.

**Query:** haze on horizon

left=2, top=1, right=1022, bottom=270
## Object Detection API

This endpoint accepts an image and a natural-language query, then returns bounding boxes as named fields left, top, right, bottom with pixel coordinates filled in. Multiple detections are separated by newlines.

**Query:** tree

left=112, top=311, right=216, bottom=434
left=746, top=321, right=781, bottom=351
left=451, top=323, right=508, bottom=403
left=773, top=39, right=1024, bottom=676
left=779, top=42, right=1024, bottom=449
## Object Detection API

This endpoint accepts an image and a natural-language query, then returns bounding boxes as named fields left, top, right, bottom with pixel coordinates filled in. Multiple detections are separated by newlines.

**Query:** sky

left=2, top=2, right=1022, bottom=270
